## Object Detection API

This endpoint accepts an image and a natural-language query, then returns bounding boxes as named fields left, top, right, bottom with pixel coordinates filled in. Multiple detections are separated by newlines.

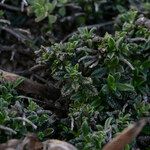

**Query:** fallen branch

left=0, top=69, right=60, bottom=100
left=0, top=125, right=17, bottom=135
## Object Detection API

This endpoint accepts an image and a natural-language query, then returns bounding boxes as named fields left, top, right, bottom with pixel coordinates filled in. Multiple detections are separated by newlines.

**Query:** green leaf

left=46, top=3, right=55, bottom=13
left=61, top=84, right=73, bottom=96
left=107, top=74, right=115, bottom=84
left=104, top=117, right=113, bottom=130
left=113, top=72, right=121, bottom=81
left=58, top=7, right=66, bottom=16
left=0, top=10, right=4, bottom=17
left=28, top=99, right=38, bottom=111
left=58, top=0, right=68, bottom=4
left=35, top=12, right=48, bottom=22
left=13, top=78, right=24, bottom=89
left=107, top=74, right=116, bottom=91
left=116, top=83, right=135, bottom=92
left=0, top=112, right=6, bottom=124
left=91, top=68, right=106, bottom=78
left=124, top=144, right=130, bottom=150
left=116, top=37, right=124, bottom=50
left=105, top=33, right=116, bottom=51
left=108, top=37, right=116, bottom=50
left=44, top=128, right=54, bottom=136
left=81, top=119, right=90, bottom=136
left=116, top=5, right=126, bottom=13
left=71, top=81, right=80, bottom=91
left=38, top=132, right=45, bottom=140
left=48, top=15, right=57, bottom=24
left=107, top=52, right=115, bottom=59
left=141, top=60, right=150, bottom=69
left=101, top=84, right=109, bottom=94
left=70, top=92, right=82, bottom=101
left=86, top=85, right=98, bottom=96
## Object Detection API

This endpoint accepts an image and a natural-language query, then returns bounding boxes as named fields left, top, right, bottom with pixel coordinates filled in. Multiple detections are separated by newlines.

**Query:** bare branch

left=0, top=125, right=17, bottom=134
left=0, top=3, right=22, bottom=12
left=13, top=117, right=37, bottom=129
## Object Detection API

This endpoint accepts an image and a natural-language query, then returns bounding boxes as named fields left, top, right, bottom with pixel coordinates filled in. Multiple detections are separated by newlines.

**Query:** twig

left=0, top=125, right=17, bottom=134
left=127, top=37, right=147, bottom=43
left=60, top=13, right=85, bottom=23
left=79, top=21, right=114, bottom=30
left=0, top=19, right=10, bottom=25
left=0, top=44, right=15, bottom=52
left=33, top=74, right=47, bottom=84
left=1, top=0, right=5, bottom=3
left=21, top=0, right=28, bottom=12
left=70, top=116, right=74, bottom=131
left=65, top=3, right=82, bottom=11
left=10, top=50, right=16, bottom=61
left=0, top=3, right=22, bottom=12
left=0, top=44, right=34, bottom=58
left=13, top=117, right=37, bottom=129
left=120, top=58, right=135, bottom=70
left=14, top=28, right=31, bottom=35
left=0, top=26, right=28, bottom=43
left=0, top=2, right=27, bottom=12
left=29, top=64, right=46, bottom=72
left=37, top=110, right=52, bottom=115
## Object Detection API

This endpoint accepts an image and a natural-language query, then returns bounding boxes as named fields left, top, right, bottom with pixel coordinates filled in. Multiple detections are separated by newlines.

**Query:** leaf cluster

left=37, top=10, right=150, bottom=149
left=0, top=77, right=56, bottom=142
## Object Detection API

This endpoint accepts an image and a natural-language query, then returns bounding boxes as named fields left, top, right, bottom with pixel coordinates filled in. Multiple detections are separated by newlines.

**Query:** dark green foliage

left=0, top=77, right=56, bottom=142
left=0, top=0, right=150, bottom=149
left=37, top=10, right=150, bottom=149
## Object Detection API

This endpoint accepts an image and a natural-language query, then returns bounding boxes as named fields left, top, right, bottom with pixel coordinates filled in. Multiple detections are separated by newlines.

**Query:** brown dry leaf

left=102, top=119, right=147, bottom=150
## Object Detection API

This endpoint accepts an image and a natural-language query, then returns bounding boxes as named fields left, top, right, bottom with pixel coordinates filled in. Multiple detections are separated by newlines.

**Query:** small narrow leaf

left=107, top=74, right=116, bottom=91
left=117, top=83, right=135, bottom=92
left=48, top=15, right=57, bottom=24
left=81, top=119, right=90, bottom=136
left=104, top=117, right=113, bottom=130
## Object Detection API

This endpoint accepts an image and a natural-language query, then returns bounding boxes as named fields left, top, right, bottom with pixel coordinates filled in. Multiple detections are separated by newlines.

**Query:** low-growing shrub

left=0, top=0, right=149, bottom=149
left=36, top=10, right=150, bottom=149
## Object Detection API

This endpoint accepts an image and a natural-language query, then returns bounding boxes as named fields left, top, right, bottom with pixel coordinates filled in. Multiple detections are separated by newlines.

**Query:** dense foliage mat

left=0, top=0, right=150, bottom=150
